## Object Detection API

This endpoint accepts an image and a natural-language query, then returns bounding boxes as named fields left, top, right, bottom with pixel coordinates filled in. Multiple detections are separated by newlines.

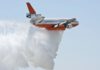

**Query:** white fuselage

left=30, top=14, right=79, bottom=29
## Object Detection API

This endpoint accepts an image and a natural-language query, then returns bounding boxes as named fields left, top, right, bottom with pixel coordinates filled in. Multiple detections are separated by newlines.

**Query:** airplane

left=26, top=2, right=79, bottom=30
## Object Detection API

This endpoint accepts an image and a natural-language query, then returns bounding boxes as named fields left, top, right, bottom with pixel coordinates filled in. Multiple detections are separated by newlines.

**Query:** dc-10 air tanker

left=26, top=2, right=79, bottom=30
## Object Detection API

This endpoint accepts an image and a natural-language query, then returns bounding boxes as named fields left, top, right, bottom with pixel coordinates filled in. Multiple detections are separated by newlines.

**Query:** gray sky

left=0, top=0, right=100, bottom=70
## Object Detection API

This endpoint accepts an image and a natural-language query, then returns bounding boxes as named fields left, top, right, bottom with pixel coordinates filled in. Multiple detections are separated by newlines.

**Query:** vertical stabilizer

left=26, top=2, right=36, bottom=14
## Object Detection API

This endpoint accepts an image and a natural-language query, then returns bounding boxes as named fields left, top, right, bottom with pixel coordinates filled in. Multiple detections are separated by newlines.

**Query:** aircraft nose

left=71, top=21, right=79, bottom=27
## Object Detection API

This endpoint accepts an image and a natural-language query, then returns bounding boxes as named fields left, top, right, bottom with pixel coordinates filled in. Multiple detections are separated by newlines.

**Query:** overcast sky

left=0, top=0, right=100, bottom=70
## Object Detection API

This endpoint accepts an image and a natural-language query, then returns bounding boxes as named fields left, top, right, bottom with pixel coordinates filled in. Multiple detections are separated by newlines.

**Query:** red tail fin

left=26, top=2, right=36, bottom=14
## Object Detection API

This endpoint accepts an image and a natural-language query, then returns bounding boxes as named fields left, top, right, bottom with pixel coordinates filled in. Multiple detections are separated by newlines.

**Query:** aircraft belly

left=34, top=24, right=66, bottom=30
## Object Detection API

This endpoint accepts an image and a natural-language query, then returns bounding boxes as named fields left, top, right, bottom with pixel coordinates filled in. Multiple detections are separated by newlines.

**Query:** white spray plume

left=0, top=20, right=64, bottom=70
